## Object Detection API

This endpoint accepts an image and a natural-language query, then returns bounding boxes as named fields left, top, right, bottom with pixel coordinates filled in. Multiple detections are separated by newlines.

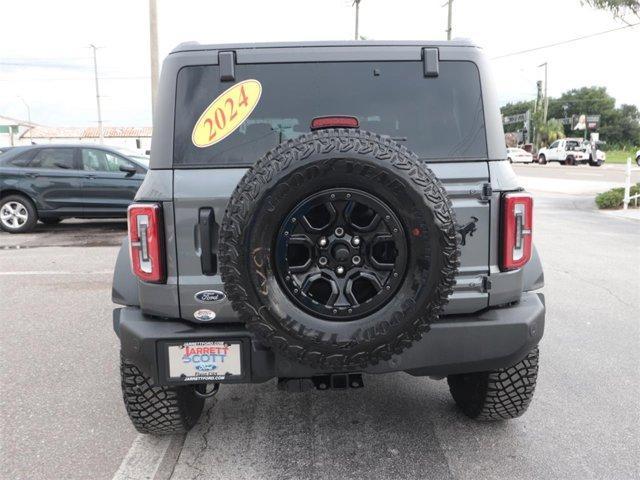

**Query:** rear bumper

left=113, top=292, right=545, bottom=385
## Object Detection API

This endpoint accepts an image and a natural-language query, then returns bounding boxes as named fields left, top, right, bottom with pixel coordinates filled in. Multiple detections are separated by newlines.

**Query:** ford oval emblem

left=194, top=289, right=226, bottom=303
left=194, top=309, right=216, bottom=322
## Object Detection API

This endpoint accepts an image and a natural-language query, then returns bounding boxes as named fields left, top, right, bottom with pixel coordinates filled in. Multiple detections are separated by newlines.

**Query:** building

left=0, top=115, right=38, bottom=146
left=16, top=126, right=153, bottom=152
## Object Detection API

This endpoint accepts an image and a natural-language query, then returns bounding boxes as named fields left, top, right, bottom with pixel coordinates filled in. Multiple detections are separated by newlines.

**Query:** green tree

left=599, top=104, right=640, bottom=147
left=501, top=86, right=640, bottom=148
left=581, top=0, right=640, bottom=17
left=544, top=87, right=638, bottom=146
left=538, top=119, right=566, bottom=145
left=500, top=100, right=535, bottom=133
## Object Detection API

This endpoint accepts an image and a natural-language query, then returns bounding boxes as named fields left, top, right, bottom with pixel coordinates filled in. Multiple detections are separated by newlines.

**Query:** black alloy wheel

left=274, top=188, right=408, bottom=321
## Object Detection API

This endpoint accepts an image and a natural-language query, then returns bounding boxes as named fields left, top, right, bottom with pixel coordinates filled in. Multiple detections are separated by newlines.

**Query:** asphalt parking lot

left=1, top=163, right=638, bottom=480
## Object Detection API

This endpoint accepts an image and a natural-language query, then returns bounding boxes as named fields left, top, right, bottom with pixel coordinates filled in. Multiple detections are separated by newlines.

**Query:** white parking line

left=112, top=434, right=173, bottom=480
left=0, top=270, right=112, bottom=275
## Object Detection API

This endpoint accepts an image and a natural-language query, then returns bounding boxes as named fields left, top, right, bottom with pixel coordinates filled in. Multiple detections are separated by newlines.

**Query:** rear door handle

left=198, top=208, right=218, bottom=275
left=26, top=172, right=39, bottom=178
left=85, top=174, right=96, bottom=179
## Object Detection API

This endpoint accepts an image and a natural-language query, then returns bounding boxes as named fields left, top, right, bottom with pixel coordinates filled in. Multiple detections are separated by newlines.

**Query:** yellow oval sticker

left=192, top=79, right=262, bottom=148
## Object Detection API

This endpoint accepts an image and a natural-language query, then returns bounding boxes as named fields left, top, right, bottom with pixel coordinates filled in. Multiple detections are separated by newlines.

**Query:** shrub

left=595, top=184, right=640, bottom=209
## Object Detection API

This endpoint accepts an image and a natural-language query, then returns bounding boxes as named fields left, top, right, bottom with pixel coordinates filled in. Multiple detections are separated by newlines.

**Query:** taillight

left=501, top=193, right=533, bottom=271
left=128, top=203, right=165, bottom=283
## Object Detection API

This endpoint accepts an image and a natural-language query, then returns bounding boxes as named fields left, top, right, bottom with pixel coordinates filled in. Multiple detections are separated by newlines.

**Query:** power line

left=492, top=23, right=639, bottom=59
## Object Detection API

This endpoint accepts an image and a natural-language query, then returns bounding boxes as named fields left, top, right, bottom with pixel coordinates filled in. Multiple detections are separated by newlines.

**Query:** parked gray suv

left=0, top=144, right=148, bottom=233
left=112, top=40, right=545, bottom=434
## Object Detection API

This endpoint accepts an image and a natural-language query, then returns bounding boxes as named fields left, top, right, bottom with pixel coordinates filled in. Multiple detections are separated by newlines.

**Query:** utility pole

left=538, top=62, right=548, bottom=124
left=90, top=44, right=104, bottom=144
left=445, top=0, right=454, bottom=40
left=534, top=80, right=543, bottom=149
left=353, top=0, right=361, bottom=40
left=149, top=0, right=159, bottom=118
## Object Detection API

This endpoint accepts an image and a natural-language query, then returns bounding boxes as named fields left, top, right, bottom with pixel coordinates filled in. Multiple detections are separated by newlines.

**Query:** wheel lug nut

left=352, top=255, right=361, bottom=265
left=336, top=266, right=345, bottom=275
left=319, top=257, right=328, bottom=266
left=318, top=237, right=328, bottom=247
left=352, top=236, right=361, bottom=246
left=335, top=227, right=344, bottom=237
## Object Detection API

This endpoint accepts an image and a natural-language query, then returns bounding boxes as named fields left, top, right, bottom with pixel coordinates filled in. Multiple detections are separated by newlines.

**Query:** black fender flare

left=112, top=237, right=140, bottom=306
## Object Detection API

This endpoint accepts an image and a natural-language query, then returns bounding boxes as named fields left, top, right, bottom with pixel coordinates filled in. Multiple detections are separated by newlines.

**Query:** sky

left=1, top=0, right=638, bottom=127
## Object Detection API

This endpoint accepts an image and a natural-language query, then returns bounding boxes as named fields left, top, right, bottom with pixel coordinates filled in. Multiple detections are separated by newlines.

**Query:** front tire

left=447, top=347, right=539, bottom=421
left=0, top=194, right=38, bottom=233
left=120, top=356, right=205, bottom=434
left=538, top=154, right=547, bottom=165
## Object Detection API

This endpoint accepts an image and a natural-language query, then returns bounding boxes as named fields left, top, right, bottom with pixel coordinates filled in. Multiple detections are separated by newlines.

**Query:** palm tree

left=538, top=119, right=566, bottom=146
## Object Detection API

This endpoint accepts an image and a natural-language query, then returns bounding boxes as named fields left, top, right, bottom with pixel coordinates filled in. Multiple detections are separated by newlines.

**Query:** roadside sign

left=503, top=112, right=528, bottom=125
left=572, top=114, right=600, bottom=130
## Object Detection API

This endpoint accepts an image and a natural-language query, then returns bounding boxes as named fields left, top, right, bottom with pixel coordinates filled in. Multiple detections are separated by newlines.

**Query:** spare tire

left=219, top=129, right=459, bottom=370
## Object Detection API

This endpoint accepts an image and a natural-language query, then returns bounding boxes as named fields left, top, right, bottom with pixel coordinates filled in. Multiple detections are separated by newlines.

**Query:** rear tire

left=120, top=356, right=205, bottom=434
left=0, top=194, right=38, bottom=233
left=563, top=155, right=575, bottom=166
left=588, top=155, right=602, bottom=167
left=538, top=154, right=547, bottom=165
left=447, top=347, right=539, bottom=421
left=636, top=156, right=640, bottom=167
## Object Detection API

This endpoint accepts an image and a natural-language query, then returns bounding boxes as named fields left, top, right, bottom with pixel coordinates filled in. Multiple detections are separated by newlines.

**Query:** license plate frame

left=160, top=339, right=248, bottom=384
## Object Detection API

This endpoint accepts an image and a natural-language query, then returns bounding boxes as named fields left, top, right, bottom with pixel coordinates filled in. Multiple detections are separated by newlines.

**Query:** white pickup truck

left=538, top=138, right=605, bottom=166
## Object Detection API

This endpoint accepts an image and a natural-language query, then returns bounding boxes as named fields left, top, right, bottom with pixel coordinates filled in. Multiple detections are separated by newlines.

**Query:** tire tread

left=447, top=347, right=539, bottom=421
left=120, top=356, right=204, bottom=434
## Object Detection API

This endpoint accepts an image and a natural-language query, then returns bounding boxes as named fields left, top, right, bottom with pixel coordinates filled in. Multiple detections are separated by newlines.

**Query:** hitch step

left=277, top=374, right=364, bottom=392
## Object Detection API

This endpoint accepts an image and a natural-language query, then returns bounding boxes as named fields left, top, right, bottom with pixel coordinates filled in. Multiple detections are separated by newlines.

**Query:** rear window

left=174, top=61, right=487, bottom=167
left=31, top=148, right=76, bottom=169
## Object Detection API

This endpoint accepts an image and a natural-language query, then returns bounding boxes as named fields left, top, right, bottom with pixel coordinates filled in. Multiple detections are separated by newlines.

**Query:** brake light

left=128, top=203, right=165, bottom=283
left=310, top=116, right=359, bottom=130
left=501, top=193, right=533, bottom=271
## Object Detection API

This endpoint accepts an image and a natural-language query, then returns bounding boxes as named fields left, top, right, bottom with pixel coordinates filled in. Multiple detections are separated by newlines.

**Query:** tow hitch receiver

left=277, top=374, right=364, bottom=392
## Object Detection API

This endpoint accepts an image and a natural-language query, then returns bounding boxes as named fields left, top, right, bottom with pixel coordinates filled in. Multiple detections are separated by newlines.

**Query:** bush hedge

left=595, top=184, right=640, bottom=209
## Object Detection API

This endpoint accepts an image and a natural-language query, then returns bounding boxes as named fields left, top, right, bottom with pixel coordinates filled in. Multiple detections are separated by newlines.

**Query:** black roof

left=171, top=39, right=478, bottom=54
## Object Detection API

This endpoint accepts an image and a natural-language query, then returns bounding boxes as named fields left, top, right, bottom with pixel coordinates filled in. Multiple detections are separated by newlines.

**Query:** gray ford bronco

left=112, top=40, right=545, bottom=434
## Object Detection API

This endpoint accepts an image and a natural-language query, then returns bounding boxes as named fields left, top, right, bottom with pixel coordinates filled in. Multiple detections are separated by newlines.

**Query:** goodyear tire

left=447, top=347, right=539, bottom=420
left=219, top=129, right=459, bottom=370
left=120, top=356, right=205, bottom=434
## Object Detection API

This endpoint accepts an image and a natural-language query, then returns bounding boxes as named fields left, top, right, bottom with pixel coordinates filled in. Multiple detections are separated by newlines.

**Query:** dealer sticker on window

left=191, top=79, right=262, bottom=148
left=167, top=341, right=242, bottom=381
